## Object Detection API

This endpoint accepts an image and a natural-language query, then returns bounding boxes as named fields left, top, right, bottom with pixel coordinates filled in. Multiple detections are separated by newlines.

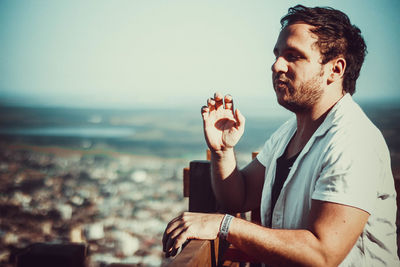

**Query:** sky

left=0, top=0, right=399, bottom=115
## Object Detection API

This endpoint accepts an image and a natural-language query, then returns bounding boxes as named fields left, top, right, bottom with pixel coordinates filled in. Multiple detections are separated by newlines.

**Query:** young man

left=163, top=5, right=399, bottom=266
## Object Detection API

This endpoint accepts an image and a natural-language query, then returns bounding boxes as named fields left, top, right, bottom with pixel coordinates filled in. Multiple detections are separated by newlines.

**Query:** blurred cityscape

left=0, top=102, right=399, bottom=266
left=0, top=144, right=189, bottom=266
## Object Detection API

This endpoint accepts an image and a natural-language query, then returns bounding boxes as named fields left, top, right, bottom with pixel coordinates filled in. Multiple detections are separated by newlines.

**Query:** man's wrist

left=218, top=214, right=234, bottom=239
left=210, top=147, right=234, bottom=160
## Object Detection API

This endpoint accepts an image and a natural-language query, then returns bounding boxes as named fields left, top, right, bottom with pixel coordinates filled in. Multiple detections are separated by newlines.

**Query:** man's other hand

left=162, top=212, right=224, bottom=258
left=201, top=92, right=245, bottom=153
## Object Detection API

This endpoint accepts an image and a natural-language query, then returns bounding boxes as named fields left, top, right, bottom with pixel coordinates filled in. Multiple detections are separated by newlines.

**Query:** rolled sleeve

left=312, top=135, right=380, bottom=214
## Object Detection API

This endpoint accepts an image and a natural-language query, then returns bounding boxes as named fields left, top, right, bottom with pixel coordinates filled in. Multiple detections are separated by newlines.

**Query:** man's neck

left=286, top=89, right=345, bottom=158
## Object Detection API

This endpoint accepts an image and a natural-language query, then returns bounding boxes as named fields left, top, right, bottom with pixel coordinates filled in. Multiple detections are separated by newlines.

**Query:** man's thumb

left=235, top=109, right=245, bottom=128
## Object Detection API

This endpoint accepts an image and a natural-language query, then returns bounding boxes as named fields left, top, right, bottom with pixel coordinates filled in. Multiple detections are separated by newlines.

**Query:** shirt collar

left=313, top=93, right=353, bottom=138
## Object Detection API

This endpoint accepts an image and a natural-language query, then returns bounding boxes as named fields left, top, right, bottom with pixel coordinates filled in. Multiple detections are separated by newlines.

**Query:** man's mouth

left=275, top=80, right=287, bottom=86
left=274, top=79, right=289, bottom=91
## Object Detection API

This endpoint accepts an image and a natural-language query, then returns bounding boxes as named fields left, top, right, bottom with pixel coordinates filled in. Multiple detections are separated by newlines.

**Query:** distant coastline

left=0, top=102, right=399, bottom=172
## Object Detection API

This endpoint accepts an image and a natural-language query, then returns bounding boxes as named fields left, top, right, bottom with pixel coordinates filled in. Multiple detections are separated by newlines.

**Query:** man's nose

left=271, top=56, right=288, bottom=74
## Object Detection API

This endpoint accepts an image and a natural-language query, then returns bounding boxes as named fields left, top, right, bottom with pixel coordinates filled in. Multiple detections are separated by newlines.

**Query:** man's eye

left=286, top=54, right=300, bottom=61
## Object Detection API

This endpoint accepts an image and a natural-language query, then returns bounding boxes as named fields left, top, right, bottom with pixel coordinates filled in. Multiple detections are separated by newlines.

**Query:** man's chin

left=275, top=93, right=290, bottom=107
left=277, top=98, right=309, bottom=113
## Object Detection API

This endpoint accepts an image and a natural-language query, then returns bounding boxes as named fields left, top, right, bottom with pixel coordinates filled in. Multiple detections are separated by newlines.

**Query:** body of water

left=0, top=126, right=135, bottom=138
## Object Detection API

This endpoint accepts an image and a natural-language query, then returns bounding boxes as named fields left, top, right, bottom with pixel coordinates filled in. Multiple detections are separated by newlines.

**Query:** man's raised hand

left=201, top=92, right=245, bottom=153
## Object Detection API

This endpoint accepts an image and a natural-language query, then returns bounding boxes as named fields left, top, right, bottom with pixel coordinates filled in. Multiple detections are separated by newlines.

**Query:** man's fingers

left=224, top=94, right=234, bottom=111
left=207, top=98, right=216, bottom=112
left=165, top=221, right=190, bottom=258
left=225, top=102, right=233, bottom=110
left=214, top=92, right=223, bottom=101
left=206, top=93, right=234, bottom=113
left=235, top=108, right=245, bottom=129
left=170, top=232, right=189, bottom=257
left=165, top=226, right=185, bottom=257
left=167, top=230, right=189, bottom=257
left=162, top=215, right=184, bottom=251
left=214, top=92, right=223, bottom=111
left=201, top=105, right=209, bottom=120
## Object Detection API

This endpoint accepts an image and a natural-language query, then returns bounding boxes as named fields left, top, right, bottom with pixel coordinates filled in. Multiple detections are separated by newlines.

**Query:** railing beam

left=167, top=239, right=219, bottom=267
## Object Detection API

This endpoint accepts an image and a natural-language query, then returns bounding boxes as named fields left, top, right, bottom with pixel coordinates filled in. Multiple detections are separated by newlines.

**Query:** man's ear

left=327, top=57, right=346, bottom=84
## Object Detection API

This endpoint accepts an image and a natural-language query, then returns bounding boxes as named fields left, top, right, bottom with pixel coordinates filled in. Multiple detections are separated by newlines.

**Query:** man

left=163, top=5, right=399, bottom=266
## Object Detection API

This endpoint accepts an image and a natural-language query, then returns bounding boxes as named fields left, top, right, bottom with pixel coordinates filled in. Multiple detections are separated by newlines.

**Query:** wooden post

left=183, top=167, right=190, bottom=197
left=188, top=160, right=217, bottom=213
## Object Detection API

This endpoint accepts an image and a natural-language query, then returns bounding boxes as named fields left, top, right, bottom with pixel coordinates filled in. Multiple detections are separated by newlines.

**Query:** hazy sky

left=1, top=0, right=399, bottom=113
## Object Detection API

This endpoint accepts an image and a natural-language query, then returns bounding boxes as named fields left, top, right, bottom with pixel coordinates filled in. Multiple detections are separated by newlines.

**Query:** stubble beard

left=276, top=72, right=324, bottom=113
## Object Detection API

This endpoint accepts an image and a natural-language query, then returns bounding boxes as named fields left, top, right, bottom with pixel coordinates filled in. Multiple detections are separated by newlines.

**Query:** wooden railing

left=168, top=151, right=261, bottom=267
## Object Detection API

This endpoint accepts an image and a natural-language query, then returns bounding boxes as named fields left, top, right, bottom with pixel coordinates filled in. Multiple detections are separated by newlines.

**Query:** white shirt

left=257, top=94, right=399, bottom=266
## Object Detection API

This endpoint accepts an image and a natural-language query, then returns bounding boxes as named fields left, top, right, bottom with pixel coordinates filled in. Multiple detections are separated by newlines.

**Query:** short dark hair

left=280, top=5, right=367, bottom=95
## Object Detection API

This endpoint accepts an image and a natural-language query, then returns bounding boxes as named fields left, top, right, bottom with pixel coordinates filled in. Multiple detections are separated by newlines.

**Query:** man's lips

left=274, top=79, right=289, bottom=90
left=275, top=80, right=287, bottom=85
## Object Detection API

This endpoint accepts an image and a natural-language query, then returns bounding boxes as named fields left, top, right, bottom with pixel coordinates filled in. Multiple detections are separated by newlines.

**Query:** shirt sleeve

left=312, top=130, right=382, bottom=214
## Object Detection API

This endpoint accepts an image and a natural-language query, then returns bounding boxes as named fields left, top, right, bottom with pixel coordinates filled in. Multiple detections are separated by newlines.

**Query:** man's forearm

left=225, top=199, right=369, bottom=267
left=210, top=148, right=246, bottom=212
left=227, top=217, right=332, bottom=267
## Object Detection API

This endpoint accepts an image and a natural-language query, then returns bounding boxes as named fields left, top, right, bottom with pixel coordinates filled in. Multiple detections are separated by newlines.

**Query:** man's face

left=271, top=23, right=327, bottom=112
